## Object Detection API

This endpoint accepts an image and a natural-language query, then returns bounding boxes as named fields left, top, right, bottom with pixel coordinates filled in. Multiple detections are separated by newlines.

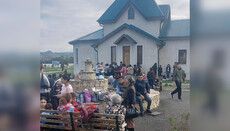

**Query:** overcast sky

left=40, top=0, right=189, bottom=52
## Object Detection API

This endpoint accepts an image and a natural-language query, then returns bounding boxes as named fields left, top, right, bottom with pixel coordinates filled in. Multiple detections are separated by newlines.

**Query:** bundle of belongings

left=76, top=89, right=111, bottom=104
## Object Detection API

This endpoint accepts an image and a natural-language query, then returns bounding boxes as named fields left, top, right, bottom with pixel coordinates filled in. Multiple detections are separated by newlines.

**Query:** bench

left=40, top=110, right=127, bottom=131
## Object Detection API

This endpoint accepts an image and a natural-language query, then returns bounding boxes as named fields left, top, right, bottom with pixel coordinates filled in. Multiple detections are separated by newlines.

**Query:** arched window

left=128, top=7, right=135, bottom=19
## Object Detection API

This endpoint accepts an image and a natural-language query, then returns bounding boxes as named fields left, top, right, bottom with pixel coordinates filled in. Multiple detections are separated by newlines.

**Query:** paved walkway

left=134, top=90, right=190, bottom=131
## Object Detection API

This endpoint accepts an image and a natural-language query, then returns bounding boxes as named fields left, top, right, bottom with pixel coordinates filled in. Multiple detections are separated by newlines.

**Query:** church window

left=128, top=7, right=135, bottom=19
left=111, top=46, right=116, bottom=64
left=137, top=45, right=143, bottom=65
left=178, top=50, right=187, bottom=64
left=75, top=48, right=78, bottom=65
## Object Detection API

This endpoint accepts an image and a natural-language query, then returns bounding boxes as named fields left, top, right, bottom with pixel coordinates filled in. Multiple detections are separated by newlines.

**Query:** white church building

left=69, top=0, right=190, bottom=79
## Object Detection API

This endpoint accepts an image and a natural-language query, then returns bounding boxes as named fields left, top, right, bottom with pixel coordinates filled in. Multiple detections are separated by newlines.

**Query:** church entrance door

left=123, top=46, right=130, bottom=66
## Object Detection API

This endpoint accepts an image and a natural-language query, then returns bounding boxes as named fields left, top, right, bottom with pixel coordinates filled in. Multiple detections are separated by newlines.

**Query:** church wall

left=73, top=42, right=97, bottom=74
left=103, top=5, right=161, bottom=38
left=159, top=38, right=190, bottom=79
left=98, top=28, right=158, bottom=73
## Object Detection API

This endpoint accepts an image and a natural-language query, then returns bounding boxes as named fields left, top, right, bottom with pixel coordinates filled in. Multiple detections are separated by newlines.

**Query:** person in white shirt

left=56, top=74, right=73, bottom=98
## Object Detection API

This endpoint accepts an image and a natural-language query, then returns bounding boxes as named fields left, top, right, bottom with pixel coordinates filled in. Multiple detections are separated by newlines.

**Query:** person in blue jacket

left=135, top=74, right=152, bottom=116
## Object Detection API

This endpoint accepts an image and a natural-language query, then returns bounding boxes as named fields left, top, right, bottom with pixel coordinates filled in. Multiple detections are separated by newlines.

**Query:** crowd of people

left=40, top=61, right=186, bottom=131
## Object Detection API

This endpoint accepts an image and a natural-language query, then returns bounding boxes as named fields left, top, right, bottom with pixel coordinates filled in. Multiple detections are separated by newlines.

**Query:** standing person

left=56, top=74, right=73, bottom=98
left=110, top=64, right=115, bottom=76
left=152, top=63, right=158, bottom=76
left=120, top=64, right=127, bottom=77
left=158, top=65, right=163, bottom=76
left=135, top=74, right=152, bottom=116
left=50, top=74, right=62, bottom=109
left=127, top=65, right=134, bottom=76
left=113, top=68, right=121, bottom=88
left=119, top=61, right=123, bottom=69
left=170, top=63, right=185, bottom=100
left=133, top=65, right=137, bottom=76
left=95, top=63, right=100, bottom=76
left=61, top=63, right=64, bottom=71
left=136, top=65, right=142, bottom=77
left=104, top=64, right=110, bottom=76
left=166, top=64, right=171, bottom=79
left=147, top=68, right=156, bottom=89
left=122, top=76, right=136, bottom=131
left=40, top=65, right=50, bottom=101
left=48, top=74, right=55, bottom=89
left=113, top=62, right=118, bottom=70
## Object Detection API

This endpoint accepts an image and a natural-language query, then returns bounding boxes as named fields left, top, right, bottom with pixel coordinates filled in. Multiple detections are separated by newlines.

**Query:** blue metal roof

left=159, top=19, right=190, bottom=38
left=91, top=23, right=165, bottom=48
left=69, top=29, right=104, bottom=45
left=97, top=0, right=165, bottom=24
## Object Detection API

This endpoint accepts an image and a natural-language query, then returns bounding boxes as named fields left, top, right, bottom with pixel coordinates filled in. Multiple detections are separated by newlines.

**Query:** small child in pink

left=64, top=93, right=74, bottom=111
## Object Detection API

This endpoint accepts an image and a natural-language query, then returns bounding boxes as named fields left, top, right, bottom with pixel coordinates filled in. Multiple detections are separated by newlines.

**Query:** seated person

left=116, top=76, right=127, bottom=96
left=40, top=97, right=47, bottom=110
left=41, top=103, right=55, bottom=125
left=63, top=93, right=74, bottom=111
left=135, top=74, right=152, bottom=116
left=104, top=94, right=126, bottom=115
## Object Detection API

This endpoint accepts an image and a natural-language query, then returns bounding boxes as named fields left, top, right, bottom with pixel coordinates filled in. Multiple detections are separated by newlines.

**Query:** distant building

left=69, top=0, right=190, bottom=79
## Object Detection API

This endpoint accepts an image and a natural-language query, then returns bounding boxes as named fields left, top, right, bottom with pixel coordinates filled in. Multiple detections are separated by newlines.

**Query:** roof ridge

left=69, top=28, right=103, bottom=43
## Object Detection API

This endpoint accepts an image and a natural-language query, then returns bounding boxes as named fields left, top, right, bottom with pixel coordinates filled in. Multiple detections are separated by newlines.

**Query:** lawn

left=162, top=79, right=190, bottom=83
left=43, top=65, right=74, bottom=80
left=162, top=86, right=190, bottom=90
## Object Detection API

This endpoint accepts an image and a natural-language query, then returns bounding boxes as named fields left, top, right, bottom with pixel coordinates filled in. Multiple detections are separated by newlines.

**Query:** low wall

left=135, top=89, right=160, bottom=111
left=70, top=79, right=108, bottom=93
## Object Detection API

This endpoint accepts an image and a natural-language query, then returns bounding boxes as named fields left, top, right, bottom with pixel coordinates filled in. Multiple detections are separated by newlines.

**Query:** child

left=41, top=103, right=53, bottom=124
left=57, top=97, right=67, bottom=111
left=40, top=98, right=47, bottom=110
left=71, top=92, right=80, bottom=118
left=57, top=97, right=68, bottom=127
left=71, top=92, right=79, bottom=108
left=64, top=93, right=74, bottom=111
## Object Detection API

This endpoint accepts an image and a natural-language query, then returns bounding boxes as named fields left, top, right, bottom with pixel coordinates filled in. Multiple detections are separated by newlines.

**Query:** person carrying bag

left=122, top=76, right=137, bottom=131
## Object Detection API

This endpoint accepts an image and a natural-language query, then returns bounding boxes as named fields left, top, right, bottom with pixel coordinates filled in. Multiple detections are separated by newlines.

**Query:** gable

left=97, top=0, right=165, bottom=24
left=92, top=23, right=165, bottom=48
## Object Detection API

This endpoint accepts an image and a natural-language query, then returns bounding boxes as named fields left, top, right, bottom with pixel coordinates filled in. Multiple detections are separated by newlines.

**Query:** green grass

left=163, top=86, right=190, bottom=90
left=162, top=80, right=190, bottom=83
left=43, top=65, right=74, bottom=80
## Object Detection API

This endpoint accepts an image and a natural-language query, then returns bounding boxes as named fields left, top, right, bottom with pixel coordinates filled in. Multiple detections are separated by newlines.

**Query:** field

left=43, top=65, right=74, bottom=80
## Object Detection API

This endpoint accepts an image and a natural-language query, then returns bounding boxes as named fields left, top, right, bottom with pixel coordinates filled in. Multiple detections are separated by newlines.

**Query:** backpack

left=40, top=74, right=49, bottom=89
left=84, top=89, right=91, bottom=103
left=77, top=92, right=85, bottom=104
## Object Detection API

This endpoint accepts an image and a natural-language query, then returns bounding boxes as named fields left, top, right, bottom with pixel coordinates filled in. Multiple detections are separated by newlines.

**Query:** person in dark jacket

left=166, top=64, right=171, bottom=79
left=152, top=63, right=158, bottom=76
left=113, top=68, right=121, bottom=88
left=135, top=74, right=152, bottom=116
left=122, top=76, right=136, bottom=131
left=48, top=74, right=55, bottom=89
left=147, top=68, right=156, bottom=89
left=158, top=65, right=163, bottom=76
left=133, top=65, right=137, bottom=76
left=170, top=63, right=185, bottom=100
